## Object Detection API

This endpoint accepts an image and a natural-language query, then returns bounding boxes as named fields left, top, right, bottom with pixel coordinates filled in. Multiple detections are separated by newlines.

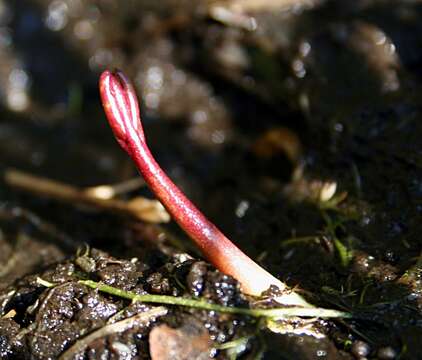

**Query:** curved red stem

left=99, top=70, right=310, bottom=305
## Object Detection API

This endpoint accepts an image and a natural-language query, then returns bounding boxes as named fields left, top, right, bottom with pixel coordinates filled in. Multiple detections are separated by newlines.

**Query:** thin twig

left=221, top=0, right=319, bottom=12
left=84, top=177, right=145, bottom=199
left=208, top=0, right=320, bottom=30
left=4, top=168, right=170, bottom=224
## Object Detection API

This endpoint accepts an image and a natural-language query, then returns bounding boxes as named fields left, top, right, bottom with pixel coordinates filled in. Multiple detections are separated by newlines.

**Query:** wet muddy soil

left=0, top=1, right=421, bottom=359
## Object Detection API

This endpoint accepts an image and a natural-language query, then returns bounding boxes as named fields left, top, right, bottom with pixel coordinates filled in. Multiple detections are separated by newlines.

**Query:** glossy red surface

left=99, top=70, right=286, bottom=296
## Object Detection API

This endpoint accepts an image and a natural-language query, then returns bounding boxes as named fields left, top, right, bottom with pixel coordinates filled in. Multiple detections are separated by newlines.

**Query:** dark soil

left=0, top=0, right=421, bottom=359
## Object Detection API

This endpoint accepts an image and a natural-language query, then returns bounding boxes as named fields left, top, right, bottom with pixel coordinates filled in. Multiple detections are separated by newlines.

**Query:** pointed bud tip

left=99, top=69, right=145, bottom=153
left=99, top=69, right=130, bottom=150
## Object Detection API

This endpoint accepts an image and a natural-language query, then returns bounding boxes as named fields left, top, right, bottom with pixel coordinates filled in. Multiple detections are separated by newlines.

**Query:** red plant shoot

left=99, top=70, right=310, bottom=307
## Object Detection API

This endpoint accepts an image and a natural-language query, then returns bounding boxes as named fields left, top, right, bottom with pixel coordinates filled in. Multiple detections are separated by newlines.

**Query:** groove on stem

left=99, top=70, right=311, bottom=307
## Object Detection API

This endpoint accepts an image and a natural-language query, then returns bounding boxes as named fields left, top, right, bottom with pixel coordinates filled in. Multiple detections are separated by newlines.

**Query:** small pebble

left=186, top=261, right=207, bottom=296
left=351, top=340, right=370, bottom=358
left=149, top=323, right=211, bottom=360
left=377, top=346, right=397, bottom=359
